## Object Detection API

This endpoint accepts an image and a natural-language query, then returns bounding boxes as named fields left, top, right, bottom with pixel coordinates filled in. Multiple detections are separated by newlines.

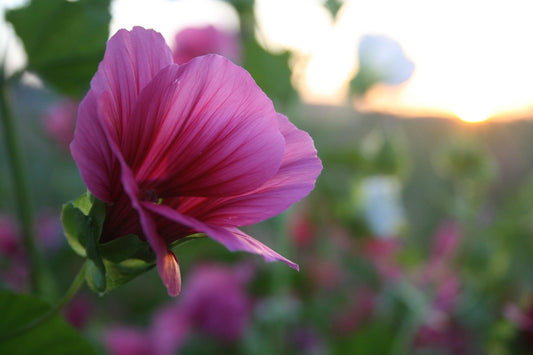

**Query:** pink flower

left=104, top=327, right=153, bottom=355
left=150, top=305, right=189, bottom=355
left=178, top=263, right=253, bottom=343
left=173, top=25, right=241, bottom=65
left=42, top=99, right=78, bottom=151
left=0, top=215, right=29, bottom=291
left=288, top=207, right=316, bottom=248
left=70, top=27, right=322, bottom=296
left=362, top=238, right=402, bottom=281
left=333, top=287, right=375, bottom=335
left=505, top=301, right=533, bottom=347
left=35, top=210, right=64, bottom=252
left=63, top=294, right=93, bottom=330
left=0, top=215, right=21, bottom=256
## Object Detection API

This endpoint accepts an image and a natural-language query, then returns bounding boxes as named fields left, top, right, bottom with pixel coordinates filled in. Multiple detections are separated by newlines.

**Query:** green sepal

left=61, top=203, right=89, bottom=257
left=100, top=259, right=155, bottom=293
left=62, top=191, right=160, bottom=295
left=169, top=233, right=207, bottom=249
left=61, top=191, right=107, bottom=292
left=85, top=259, right=106, bottom=293
left=98, top=234, right=156, bottom=264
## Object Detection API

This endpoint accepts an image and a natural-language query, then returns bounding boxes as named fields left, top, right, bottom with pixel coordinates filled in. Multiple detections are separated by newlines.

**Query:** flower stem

left=0, top=67, right=44, bottom=294
left=0, top=262, right=87, bottom=341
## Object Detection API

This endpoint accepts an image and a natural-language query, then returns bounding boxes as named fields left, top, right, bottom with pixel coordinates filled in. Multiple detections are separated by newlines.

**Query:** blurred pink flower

left=362, top=238, right=402, bottom=281
left=151, top=305, right=190, bottom=355
left=104, top=263, right=253, bottom=355
left=42, top=99, right=78, bottom=151
left=429, top=221, right=462, bottom=264
left=432, top=274, right=460, bottom=314
left=413, top=321, right=471, bottom=355
left=308, top=259, right=343, bottom=291
left=63, top=294, right=93, bottom=330
left=333, top=286, right=375, bottom=335
left=178, top=263, right=254, bottom=343
left=71, top=27, right=321, bottom=296
left=0, top=215, right=21, bottom=256
left=35, top=210, right=64, bottom=252
left=173, top=25, right=241, bottom=64
left=289, top=208, right=315, bottom=248
left=420, top=221, right=462, bottom=306
left=0, top=215, right=29, bottom=291
left=290, top=326, right=326, bottom=355
left=104, top=327, right=153, bottom=355
left=505, top=301, right=533, bottom=347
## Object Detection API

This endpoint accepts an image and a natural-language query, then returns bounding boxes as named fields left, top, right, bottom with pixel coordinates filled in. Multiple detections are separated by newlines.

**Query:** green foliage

left=5, top=0, right=110, bottom=98
left=61, top=191, right=156, bottom=295
left=0, top=291, right=94, bottom=354
left=360, top=128, right=410, bottom=177
left=433, top=136, right=496, bottom=185
left=333, top=321, right=396, bottom=354
left=242, top=38, right=297, bottom=107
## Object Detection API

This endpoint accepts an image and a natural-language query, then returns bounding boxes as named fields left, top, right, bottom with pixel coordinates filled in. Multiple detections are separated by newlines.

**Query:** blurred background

left=2, top=0, right=533, bottom=354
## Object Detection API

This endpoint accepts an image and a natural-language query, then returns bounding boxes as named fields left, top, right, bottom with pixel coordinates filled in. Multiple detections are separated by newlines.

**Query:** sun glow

left=255, top=0, right=533, bottom=122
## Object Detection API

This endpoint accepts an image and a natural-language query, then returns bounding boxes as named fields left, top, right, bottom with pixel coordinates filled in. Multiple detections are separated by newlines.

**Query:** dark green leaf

left=0, top=291, right=95, bottom=354
left=5, top=0, right=111, bottom=97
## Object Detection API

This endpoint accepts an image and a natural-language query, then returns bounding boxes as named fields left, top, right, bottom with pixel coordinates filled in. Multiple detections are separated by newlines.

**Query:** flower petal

left=90, top=26, right=173, bottom=143
left=142, top=202, right=299, bottom=270
left=70, top=91, right=118, bottom=202
left=71, top=26, right=173, bottom=202
left=124, top=54, right=285, bottom=197
left=97, top=91, right=182, bottom=296
left=162, top=114, right=322, bottom=226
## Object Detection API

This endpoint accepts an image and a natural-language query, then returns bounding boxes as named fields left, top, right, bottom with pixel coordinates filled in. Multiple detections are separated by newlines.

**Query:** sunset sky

left=2, top=0, right=533, bottom=123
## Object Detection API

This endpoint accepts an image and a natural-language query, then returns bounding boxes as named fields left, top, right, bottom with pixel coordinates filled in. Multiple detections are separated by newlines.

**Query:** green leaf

left=0, top=291, right=95, bottom=354
left=5, top=0, right=111, bottom=97
left=242, top=38, right=297, bottom=107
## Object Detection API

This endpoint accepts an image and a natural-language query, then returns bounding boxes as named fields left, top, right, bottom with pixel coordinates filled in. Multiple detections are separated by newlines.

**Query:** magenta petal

left=90, top=27, right=173, bottom=140
left=125, top=55, right=285, bottom=197
left=142, top=202, right=299, bottom=270
left=97, top=92, right=182, bottom=296
left=169, top=114, right=322, bottom=226
left=70, top=92, right=117, bottom=202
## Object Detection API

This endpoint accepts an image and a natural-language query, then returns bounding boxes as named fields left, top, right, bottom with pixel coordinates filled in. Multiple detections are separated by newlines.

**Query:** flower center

left=140, top=189, right=162, bottom=204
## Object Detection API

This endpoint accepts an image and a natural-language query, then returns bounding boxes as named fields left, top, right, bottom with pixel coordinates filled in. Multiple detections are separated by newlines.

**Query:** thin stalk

left=0, top=262, right=86, bottom=341
left=0, top=67, right=43, bottom=293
